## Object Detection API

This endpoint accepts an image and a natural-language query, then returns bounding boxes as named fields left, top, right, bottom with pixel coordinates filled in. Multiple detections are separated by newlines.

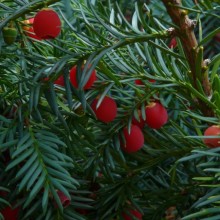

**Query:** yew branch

left=161, top=0, right=212, bottom=116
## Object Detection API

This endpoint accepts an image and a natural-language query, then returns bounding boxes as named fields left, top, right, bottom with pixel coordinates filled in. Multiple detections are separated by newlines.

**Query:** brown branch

left=193, top=0, right=198, bottom=4
left=161, top=0, right=213, bottom=116
left=161, top=0, right=198, bottom=84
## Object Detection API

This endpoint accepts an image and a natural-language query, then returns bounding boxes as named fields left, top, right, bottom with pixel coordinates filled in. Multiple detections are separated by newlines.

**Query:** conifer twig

left=161, top=0, right=212, bottom=116
left=193, top=0, right=198, bottom=4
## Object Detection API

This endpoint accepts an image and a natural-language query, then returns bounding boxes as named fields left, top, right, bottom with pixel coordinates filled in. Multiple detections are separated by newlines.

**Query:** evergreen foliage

left=0, top=0, right=219, bottom=219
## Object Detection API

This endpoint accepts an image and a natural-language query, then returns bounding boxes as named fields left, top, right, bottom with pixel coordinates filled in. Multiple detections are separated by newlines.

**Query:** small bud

left=2, top=27, right=17, bottom=45
left=202, top=66, right=208, bottom=71
left=181, top=10, right=188, bottom=16
left=142, top=5, right=148, bottom=13
left=173, top=0, right=181, bottom=4
left=189, top=20, right=197, bottom=29
left=204, top=59, right=211, bottom=66
left=167, top=27, right=175, bottom=37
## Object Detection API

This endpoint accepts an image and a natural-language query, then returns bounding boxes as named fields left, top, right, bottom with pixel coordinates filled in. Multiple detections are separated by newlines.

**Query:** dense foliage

left=0, top=0, right=219, bottom=219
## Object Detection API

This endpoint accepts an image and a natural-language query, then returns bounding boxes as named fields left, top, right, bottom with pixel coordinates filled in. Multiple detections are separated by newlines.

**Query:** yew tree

left=0, top=0, right=220, bottom=219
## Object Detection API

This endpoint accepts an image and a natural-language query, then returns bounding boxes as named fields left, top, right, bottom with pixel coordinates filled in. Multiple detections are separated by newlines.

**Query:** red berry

left=54, top=190, right=71, bottom=208
left=57, top=190, right=71, bottom=208
left=122, top=209, right=143, bottom=220
left=135, top=79, right=155, bottom=85
left=70, top=66, right=97, bottom=90
left=26, top=18, right=34, bottom=24
left=135, top=79, right=144, bottom=85
left=149, top=79, right=156, bottom=83
left=169, top=38, right=177, bottom=48
left=76, top=208, right=89, bottom=215
left=215, top=33, right=220, bottom=42
left=145, top=102, right=168, bottom=129
left=121, top=125, right=144, bottom=153
left=42, top=77, right=49, bottom=82
left=204, top=125, right=220, bottom=148
left=1, top=206, right=19, bottom=220
left=26, top=26, right=42, bottom=40
left=33, top=9, right=61, bottom=39
left=91, top=96, right=117, bottom=123
left=54, top=75, right=65, bottom=86
left=22, top=18, right=42, bottom=40
left=132, top=110, right=145, bottom=129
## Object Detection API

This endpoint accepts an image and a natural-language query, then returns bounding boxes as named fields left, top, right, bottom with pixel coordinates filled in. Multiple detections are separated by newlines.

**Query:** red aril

left=70, top=66, right=97, bottom=90
left=135, top=79, right=144, bottom=85
left=169, top=38, right=177, bottom=48
left=145, top=102, right=168, bottom=129
left=91, top=96, right=117, bottom=123
left=132, top=110, right=145, bottom=129
left=121, top=125, right=144, bottom=153
left=204, top=125, right=220, bottom=148
left=57, top=190, right=71, bottom=208
left=33, top=9, right=61, bottom=39
left=135, top=79, right=156, bottom=85
left=54, top=75, right=65, bottom=86
left=1, top=206, right=19, bottom=220
left=22, top=18, right=42, bottom=40
left=122, top=209, right=143, bottom=220
left=149, top=79, right=156, bottom=83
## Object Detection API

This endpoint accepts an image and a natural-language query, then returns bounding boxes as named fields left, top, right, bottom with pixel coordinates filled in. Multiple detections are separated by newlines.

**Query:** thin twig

left=193, top=0, right=198, bottom=4
left=161, top=0, right=213, bottom=116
